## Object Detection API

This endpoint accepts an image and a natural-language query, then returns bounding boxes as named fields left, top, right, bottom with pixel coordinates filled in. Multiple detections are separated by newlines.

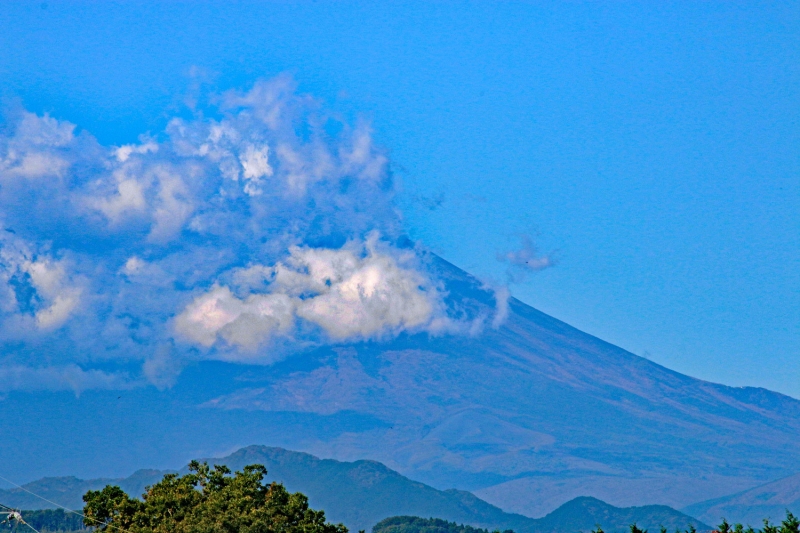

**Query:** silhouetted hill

left=535, top=497, right=709, bottom=533
left=199, top=446, right=534, bottom=532
left=682, top=472, right=800, bottom=526
left=0, top=470, right=169, bottom=510
left=0, top=446, right=708, bottom=533
left=370, top=497, right=708, bottom=533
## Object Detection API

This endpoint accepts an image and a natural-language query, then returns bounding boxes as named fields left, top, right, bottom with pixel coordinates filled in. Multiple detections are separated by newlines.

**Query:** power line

left=0, top=509, right=41, bottom=533
left=0, top=474, right=129, bottom=533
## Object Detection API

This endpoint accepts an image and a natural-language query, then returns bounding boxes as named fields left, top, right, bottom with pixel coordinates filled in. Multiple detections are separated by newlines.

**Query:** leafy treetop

left=82, top=461, right=348, bottom=533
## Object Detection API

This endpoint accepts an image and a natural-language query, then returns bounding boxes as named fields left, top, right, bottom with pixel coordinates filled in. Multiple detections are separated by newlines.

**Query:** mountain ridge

left=0, top=445, right=709, bottom=533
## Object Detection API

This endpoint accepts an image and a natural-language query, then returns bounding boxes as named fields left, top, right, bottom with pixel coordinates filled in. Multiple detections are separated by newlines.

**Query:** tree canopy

left=372, top=516, right=512, bottom=533
left=82, top=461, right=347, bottom=533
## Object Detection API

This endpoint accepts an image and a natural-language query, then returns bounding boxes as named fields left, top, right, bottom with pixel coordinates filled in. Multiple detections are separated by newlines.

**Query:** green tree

left=83, top=461, right=347, bottom=533
left=781, top=512, right=800, bottom=533
left=763, top=519, right=779, bottom=533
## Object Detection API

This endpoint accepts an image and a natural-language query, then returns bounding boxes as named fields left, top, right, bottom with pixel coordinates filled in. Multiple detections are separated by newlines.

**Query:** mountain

left=198, top=258, right=800, bottom=514
left=0, top=469, right=169, bottom=511
left=681, top=472, right=800, bottom=527
left=534, top=497, right=709, bottom=533
left=201, top=446, right=535, bottom=532
left=2, top=257, right=800, bottom=517
left=373, top=497, right=710, bottom=533
left=0, top=446, right=707, bottom=533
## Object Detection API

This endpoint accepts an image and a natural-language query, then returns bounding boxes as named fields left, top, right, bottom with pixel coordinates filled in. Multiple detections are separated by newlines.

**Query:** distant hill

left=373, top=499, right=710, bottom=533
left=0, top=446, right=708, bottom=533
left=682, top=472, right=800, bottom=526
left=198, top=446, right=535, bottom=533
left=534, top=497, right=709, bottom=533
left=0, top=469, right=170, bottom=511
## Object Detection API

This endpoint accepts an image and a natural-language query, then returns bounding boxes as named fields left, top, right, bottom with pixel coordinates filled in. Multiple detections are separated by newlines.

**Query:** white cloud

left=0, top=238, right=82, bottom=332
left=23, top=259, right=82, bottom=330
left=498, top=235, right=555, bottom=283
left=4, top=151, right=70, bottom=179
left=35, top=290, right=81, bottom=329
left=115, top=139, right=158, bottom=162
left=15, top=112, right=75, bottom=147
left=122, top=256, right=147, bottom=275
left=0, top=76, right=488, bottom=389
left=174, top=237, right=440, bottom=349
left=174, top=285, right=295, bottom=350
left=0, top=113, right=75, bottom=180
left=142, top=346, right=183, bottom=390
left=239, top=144, right=273, bottom=196
left=91, top=169, right=148, bottom=223
left=148, top=168, right=194, bottom=243
left=287, top=244, right=434, bottom=339
left=491, top=285, right=511, bottom=329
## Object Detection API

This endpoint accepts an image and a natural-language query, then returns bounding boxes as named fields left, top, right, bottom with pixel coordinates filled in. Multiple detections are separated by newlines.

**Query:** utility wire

left=0, top=508, right=41, bottom=533
left=0, top=474, right=130, bottom=533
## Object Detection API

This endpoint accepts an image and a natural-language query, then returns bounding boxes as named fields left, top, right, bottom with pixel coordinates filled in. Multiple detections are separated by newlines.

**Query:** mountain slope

left=2, top=257, right=799, bottom=517
left=202, top=258, right=800, bottom=514
left=682, top=472, right=800, bottom=526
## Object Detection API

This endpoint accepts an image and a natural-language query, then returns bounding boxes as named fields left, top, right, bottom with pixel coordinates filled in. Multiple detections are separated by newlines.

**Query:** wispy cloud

left=0, top=364, right=131, bottom=396
left=497, top=235, right=555, bottom=282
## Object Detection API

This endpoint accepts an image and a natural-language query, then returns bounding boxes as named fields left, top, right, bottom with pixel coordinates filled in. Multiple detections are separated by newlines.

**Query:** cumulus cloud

left=0, top=75, right=481, bottom=391
left=0, top=112, right=74, bottom=180
left=175, top=286, right=296, bottom=350
left=174, top=236, right=440, bottom=353
left=0, top=233, right=82, bottom=331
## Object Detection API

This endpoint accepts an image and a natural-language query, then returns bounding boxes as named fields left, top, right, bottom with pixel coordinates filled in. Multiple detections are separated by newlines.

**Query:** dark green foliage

left=780, top=512, right=800, bottom=533
left=372, top=516, right=512, bottom=533
left=709, top=512, right=800, bottom=533
left=82, top=461, right=347, bottom=533
left=19, top=510, right=88, bottom=532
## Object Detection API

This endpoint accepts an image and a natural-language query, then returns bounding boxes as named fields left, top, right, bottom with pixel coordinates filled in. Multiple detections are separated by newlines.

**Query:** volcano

left=3, top=258, right=799, bottom=517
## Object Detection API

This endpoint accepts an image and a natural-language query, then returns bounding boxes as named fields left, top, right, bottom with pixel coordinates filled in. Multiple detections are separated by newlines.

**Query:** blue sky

left=0, top=1, right=798, bottom=398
